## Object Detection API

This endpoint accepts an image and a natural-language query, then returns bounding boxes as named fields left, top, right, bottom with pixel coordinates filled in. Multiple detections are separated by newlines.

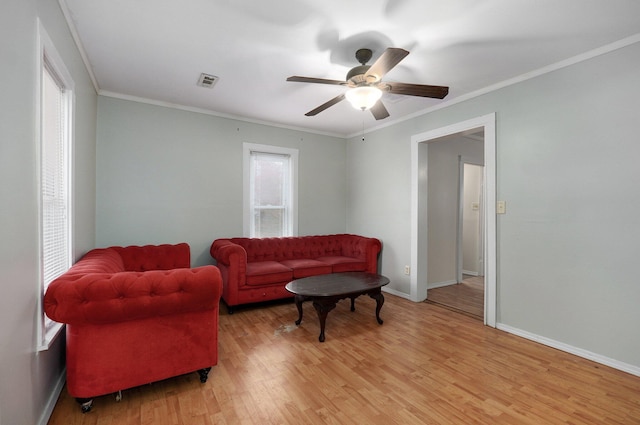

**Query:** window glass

left=251, top=152, right=290, bottom=237
left=243, top=144, right=298, bottom=238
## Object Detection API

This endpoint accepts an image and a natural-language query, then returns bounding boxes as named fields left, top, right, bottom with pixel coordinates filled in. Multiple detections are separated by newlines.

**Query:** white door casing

left=411, top=113, right=496, bottom=327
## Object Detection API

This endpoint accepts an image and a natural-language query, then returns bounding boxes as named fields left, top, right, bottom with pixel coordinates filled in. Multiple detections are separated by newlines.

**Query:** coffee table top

left=285, top=272, right=390, bottom=297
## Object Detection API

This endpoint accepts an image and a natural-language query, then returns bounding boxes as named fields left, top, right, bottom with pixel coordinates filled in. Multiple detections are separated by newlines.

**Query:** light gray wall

left=0, top=0, right=97, bottom=424
left=347, top=42, right=640, bottom=369
left=346, top=125, right=415, bottom=293
left=96, top=97, right=347, bottom=266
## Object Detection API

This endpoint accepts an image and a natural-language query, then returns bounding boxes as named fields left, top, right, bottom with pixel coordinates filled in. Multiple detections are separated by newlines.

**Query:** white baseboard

left=382, top=287, right=413, bottom=300
left=497, top=323, right=640, bottom=378
left=427, top=279, right=457, bottom=290
left=462, top=270, right=479, bottom=276
left=38, top=368, right=66, bottom=425
left=373, top=290, right=640, bottom=378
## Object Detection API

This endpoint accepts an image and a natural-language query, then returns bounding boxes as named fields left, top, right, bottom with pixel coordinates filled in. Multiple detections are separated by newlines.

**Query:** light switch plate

left=497, top=201, right=506, bottom=214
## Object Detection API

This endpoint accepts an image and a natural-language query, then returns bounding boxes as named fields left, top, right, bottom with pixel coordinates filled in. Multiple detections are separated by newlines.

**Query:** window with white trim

left=243, top=143, right=298, bottom=238
left=37, top=23, right=73, bottom=350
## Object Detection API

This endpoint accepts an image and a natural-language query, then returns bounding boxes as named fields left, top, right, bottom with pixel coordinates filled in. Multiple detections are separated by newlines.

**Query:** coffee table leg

left=312, top=300, right=336, bottom=342
left=369, top=290, right=385, bottom=324
left=294, top=295, right=305, bottom=325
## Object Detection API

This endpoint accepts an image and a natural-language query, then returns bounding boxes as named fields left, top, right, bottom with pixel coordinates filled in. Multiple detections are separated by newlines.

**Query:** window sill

left=37, top=321, right=64, bottom=352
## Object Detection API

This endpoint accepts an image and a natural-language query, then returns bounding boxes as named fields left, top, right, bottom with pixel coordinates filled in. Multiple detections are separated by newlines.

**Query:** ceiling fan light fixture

left=345, top=86, right=382, bottom=111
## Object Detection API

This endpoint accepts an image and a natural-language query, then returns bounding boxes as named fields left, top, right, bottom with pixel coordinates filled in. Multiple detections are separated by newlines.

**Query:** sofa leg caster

left=198, top=367, right=212, bottom=383
left=115, top=390, right=122, bottom=402
left=76, top=398, right=93, bottom=413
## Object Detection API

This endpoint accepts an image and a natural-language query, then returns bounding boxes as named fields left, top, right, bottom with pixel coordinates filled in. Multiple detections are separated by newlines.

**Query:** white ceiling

left=61, top=0, right=640, bottom=137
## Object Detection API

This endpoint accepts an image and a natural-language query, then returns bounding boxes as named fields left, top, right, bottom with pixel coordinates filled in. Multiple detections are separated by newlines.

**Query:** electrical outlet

left=404, top=265, right=410, bottom=275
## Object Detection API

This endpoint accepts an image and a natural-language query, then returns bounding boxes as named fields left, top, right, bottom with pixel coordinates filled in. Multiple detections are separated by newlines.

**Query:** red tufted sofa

left=210, top=234, right=381, bottom=313
left=44, top=243, right=222, bottom=412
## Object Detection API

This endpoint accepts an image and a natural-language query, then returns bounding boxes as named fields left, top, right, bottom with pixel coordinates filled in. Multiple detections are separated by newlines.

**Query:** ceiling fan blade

left=370, top=100, right=390, bottom=120
left=365, top=48, right=409, bottom=82
left=304, top=93, right=346, bottom=116
left=385, top=82, right=449, bottom=99
left=287, top=76, right=346, bottom=86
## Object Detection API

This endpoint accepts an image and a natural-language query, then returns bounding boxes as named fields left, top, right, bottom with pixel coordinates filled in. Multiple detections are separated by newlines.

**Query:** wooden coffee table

left=285, top=272, right=390, bottom=342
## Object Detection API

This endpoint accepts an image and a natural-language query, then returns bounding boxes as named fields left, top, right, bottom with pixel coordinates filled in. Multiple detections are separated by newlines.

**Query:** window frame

left=243, top=143, right=298, bottom=238
left=36, top=21, right=75, bottom=351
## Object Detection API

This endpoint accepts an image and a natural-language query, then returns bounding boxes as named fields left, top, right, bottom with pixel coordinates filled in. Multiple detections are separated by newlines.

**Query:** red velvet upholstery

left=44, top=243, right=222, bottom=402
left=210, top=234, right=381, bottom=310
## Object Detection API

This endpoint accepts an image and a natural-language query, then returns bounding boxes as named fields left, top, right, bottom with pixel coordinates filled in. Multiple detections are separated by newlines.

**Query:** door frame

left=410, top=113, right=496, bottom=327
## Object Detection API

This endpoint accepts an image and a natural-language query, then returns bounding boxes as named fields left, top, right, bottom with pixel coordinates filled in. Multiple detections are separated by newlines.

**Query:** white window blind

left=41, top=63, right=71, bottom=290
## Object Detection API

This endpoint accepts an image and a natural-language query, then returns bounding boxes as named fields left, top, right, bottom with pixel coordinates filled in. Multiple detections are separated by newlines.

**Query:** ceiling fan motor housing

left=346, top=65, right=371, bottom=84
left=347, top=48, right=375, bottom=84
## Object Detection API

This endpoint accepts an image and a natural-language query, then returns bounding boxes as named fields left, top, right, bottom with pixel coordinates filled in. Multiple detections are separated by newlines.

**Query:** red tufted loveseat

left=44, top=243, right=222, bottom=412
left=210, top=234, right=381, bottom=313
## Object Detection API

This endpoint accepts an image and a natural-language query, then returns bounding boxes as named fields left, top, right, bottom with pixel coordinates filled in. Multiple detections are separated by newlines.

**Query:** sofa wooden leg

left=227, top=305, right=234, bottom=314
left=198, top=367, right=212, bottom=383
left=76, top=397, right=93, bottom=413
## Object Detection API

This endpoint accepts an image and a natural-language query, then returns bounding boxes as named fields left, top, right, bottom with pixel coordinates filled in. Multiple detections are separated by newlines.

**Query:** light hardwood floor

left=48, top=294, right=640, bottom=424
left=426, top=275, right=484, bottom=319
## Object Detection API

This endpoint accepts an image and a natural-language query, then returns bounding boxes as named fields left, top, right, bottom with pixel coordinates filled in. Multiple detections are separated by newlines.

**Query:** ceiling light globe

left=345, top=86, right=382, bottom=111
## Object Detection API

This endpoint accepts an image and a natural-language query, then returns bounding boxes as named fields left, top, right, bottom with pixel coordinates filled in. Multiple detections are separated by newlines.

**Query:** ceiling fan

left=287, top=47, right=449, bottom=120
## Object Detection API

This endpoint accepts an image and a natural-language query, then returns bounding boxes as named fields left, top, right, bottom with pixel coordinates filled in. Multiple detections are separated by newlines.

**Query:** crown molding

left=58, top=0, right=99, bottom=93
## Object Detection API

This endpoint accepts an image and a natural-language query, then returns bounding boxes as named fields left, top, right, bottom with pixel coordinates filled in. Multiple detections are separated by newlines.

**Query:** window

left=37, top=22, right=74, bottom=350
left=243, top=143, right=298, bottom=238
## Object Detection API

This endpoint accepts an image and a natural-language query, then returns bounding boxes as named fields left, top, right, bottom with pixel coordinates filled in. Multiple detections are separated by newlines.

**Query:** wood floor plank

left=426, top=275, right=485, bottom=318
left=48, top=294, right=640, bottom=424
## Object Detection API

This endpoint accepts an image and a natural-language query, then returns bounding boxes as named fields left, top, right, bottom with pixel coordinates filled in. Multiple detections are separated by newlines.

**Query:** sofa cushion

left=280, top=259, right=332, bottom=278
left=246, top=261, right=293, bottom=286
left=315, top=256, right=368, bottom=273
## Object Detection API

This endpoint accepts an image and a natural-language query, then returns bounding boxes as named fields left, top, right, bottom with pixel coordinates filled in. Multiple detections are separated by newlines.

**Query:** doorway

left=425, top=159, right=486, bottom=319
left=410, top=113, right=496, bottom=327
left=423, top=135, right=485, bottom=319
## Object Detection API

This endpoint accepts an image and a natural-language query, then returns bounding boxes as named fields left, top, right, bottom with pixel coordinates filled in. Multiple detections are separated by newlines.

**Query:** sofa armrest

left=210, top=239, right=247, bottom=282
left=210, top=239, right=249, bottom=306
left=341, top=235, right=382, bottom=274
left=210, top=239, right=247, bottom=267
left=44, top=265, right=222, bottom=325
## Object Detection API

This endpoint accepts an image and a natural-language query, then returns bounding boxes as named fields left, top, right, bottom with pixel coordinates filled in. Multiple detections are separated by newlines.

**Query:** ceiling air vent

left=197, top=73, right=219, bottom=89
